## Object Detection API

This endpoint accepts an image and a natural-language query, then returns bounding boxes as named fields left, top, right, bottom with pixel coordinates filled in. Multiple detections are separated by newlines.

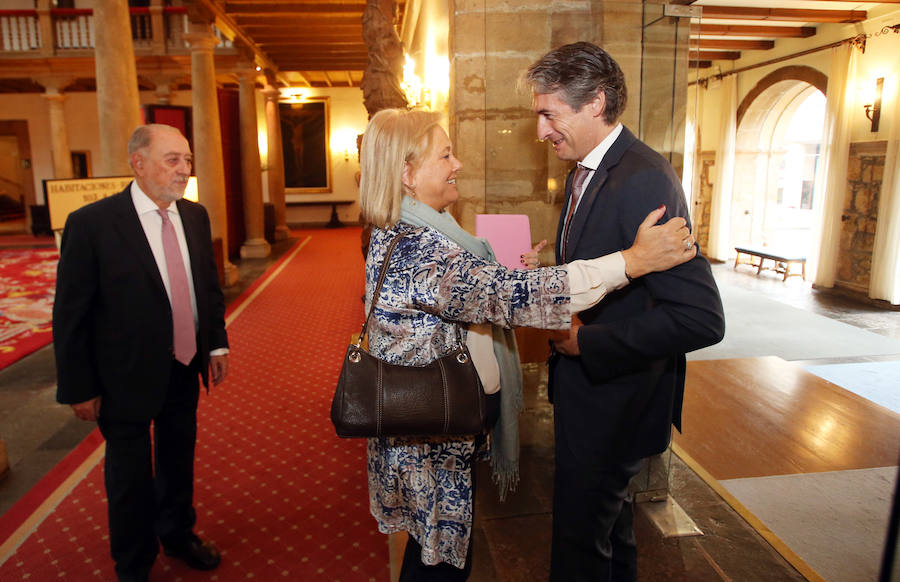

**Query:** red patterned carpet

left=0, top=248, right=58, bottom=370
left=0, top=228, right=388, bottom=581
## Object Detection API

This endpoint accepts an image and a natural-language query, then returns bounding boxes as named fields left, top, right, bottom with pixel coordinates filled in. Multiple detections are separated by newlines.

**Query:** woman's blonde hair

left=359, top=108, right=443, bottom=228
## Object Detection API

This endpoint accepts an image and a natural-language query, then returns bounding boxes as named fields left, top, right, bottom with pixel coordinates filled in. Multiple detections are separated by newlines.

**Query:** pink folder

left=474, top=214, right=532, bottom=270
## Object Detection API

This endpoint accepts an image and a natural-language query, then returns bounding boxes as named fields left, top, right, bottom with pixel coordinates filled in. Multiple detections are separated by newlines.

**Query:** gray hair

left=127, top=124, right=184, bottom=170
left=523, top=41, right=627, bottom=124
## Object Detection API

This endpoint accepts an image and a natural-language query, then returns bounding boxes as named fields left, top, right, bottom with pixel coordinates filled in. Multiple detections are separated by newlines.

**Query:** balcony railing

left=1, top=10, right=40, bottom=51
left=54, top=9, right=93, bottom=49
left=0, top=7, right=231, bottom=56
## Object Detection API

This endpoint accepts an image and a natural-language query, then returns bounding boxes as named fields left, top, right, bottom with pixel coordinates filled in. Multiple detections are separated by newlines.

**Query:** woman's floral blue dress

left=365, top=222, right=571, bottom=568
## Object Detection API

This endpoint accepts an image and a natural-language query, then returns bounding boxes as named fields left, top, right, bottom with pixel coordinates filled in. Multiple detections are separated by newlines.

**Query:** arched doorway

left=732, top=66, right=827, bottom=256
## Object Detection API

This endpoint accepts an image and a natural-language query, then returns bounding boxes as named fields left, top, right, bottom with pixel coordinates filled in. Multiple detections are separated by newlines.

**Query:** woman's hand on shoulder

left=621, top=205, right=696, bottom=279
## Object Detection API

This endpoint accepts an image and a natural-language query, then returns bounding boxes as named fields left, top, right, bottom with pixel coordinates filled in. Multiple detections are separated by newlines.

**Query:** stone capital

left=262, top=86, right=281, bottom=102
left=183, top=31, right=218, bottom=52
left=236, top=66, right=260, bottom=84
left=35, top=76, right=74, bottom=93
left=150, top=76, right=178, bottom=104
left=42, top=91, right=66, bottom=102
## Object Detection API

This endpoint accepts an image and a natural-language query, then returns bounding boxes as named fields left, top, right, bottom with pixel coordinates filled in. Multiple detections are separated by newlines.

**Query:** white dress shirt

left=131, top=183, right=229, bottom=357
left=468, top=252, right=628, bottom=394
left=131, top=182, right=199, bottom=327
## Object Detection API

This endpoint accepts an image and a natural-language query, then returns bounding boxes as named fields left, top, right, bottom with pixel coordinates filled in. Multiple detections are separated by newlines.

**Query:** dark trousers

left=550, top=453, right=644, bottom=582
left=397, top=392, right=499, bottom=582
left=97, top=359, right=200, bottom=582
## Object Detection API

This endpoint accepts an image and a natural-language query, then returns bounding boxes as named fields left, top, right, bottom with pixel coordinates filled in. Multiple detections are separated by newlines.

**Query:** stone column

left=184, top=27, right=239, bottom=285
left=263, top=82, right=289, bottom=240
left=237, top=67, right=271, bottom=258
left=93, top=0, right=143, bottom=176
left=42, top=87, right=74, bottom=179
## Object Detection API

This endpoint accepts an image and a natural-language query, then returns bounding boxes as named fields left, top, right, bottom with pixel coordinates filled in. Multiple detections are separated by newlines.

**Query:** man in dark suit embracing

left=524, top=43, right=726, bottom=581
left=53, top=124, right=228, bottom=582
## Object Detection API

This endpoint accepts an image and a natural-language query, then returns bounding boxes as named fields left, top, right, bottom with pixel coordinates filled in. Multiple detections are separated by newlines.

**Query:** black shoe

left=162, top=533, right=221, bottom=571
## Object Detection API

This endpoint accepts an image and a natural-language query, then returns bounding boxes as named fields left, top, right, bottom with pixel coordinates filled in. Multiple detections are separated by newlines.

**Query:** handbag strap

left=356, top=228, right=466, bottom=353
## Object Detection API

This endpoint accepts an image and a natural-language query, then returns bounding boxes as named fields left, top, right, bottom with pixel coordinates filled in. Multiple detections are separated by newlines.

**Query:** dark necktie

left=562, top=164, right=590, bottom=260
left=157, top=208, right=197, bottom=365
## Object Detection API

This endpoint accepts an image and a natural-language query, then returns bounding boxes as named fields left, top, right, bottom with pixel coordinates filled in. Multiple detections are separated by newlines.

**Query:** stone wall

left=695, top=152, right=715, bottom=253
left=837, top=141, right=886, bottom=292
left=450, top=0, right=648, bottom=261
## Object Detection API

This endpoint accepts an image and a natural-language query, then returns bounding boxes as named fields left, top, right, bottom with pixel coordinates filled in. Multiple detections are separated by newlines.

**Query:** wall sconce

left=864, top=77, right=883, bottom=132
left=331, top=128, right=360, bottom=162
left=279, top=87, right=306, bottom=103
left=402, top=54, right=423, bottom=108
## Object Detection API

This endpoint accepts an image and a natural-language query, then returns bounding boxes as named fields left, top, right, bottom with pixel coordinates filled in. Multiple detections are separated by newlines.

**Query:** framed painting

left=281, top=98, right=331, bottom=196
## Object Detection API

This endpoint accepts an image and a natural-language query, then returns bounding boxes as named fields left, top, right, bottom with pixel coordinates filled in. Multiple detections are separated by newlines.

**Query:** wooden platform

left=676, top=356, right=900, bottom=481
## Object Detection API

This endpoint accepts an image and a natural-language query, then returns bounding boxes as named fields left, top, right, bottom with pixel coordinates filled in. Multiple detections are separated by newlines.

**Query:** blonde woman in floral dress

left=357, top=108, right=697, bottom=581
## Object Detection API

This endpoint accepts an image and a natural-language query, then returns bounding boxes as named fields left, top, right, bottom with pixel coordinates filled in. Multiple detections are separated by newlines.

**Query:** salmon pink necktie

left=157, top=208, right=196, bottom=365
left=562, top=164, right=589, bottom=260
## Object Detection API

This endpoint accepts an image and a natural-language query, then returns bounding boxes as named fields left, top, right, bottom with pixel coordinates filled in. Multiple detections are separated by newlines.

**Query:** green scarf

left=400, top=195, right=523, bottom=500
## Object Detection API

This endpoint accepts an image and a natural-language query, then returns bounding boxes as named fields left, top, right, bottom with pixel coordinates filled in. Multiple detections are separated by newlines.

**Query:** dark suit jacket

left=53, top=185, right=228, bottom=422
left=550, top=126, right=724, bottom=465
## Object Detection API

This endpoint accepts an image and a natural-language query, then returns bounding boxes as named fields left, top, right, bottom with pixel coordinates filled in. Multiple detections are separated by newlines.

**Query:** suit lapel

left=176, top=199, right=203, bottom=297
left=563, top=126, right=638, bottom=262
left=110, top=187, right=168, bottom=301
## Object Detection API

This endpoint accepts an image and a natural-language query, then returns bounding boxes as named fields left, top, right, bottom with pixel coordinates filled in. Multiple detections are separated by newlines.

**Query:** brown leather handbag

left=330, top=230, right=487, bottom=438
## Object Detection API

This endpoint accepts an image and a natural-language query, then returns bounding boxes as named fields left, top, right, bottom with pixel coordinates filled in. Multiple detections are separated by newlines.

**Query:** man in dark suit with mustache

left=54, top=124, right=228, bottom=582
left=524, top=43, right=725, bottom=581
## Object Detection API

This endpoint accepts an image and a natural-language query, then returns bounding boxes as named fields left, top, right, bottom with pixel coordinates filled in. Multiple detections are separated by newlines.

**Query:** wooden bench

left=733, top=246, right=806, bottom=281
left=288, top=194, right=357, bottom=228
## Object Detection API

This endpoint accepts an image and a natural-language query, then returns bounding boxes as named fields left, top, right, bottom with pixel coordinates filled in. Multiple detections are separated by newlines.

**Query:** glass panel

left=632, top=2, right=697, bottom=498
left=639, top=3, right=691, bottom=179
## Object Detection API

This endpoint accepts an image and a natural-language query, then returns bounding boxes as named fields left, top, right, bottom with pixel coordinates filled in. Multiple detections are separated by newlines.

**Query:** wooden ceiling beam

left=266, top=56, right=367, bottom=64
left=691, top=24, right=816, bottom=38
left=697, top=6, right=866, bottom=23
left=226, top=2, right=365, bottom=14
left=276, top=57, right=368, bottom=64
left=243, top=25, right=362, bottom=32
left=234, top=14, right=360, bottom=25
left=265, top=48, right=364, bottom=56
left=690, top=39, right=774, bottom=51
left=689, top=50, right=741, bottom=61
left=257, top=38, right=363, bottom=45
left=277, top=63, right=368, bottom=69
